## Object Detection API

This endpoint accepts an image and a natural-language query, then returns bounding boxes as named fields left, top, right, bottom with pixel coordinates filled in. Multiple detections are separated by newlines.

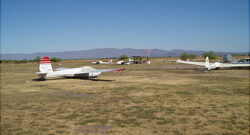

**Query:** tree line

left=0, top=51, right=227, bottom=63
left=180, top=51, right=217, bottom=60
left=0, top=56, right=61, bottom=64
left=117, top=52, right=218, bottom=61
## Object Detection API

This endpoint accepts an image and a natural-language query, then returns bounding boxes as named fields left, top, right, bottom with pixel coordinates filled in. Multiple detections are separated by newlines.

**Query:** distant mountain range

left=0, top=48, right=247, bottom=60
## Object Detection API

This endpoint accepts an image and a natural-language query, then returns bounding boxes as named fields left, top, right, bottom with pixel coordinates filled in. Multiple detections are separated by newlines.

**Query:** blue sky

left=1, top=0, right=249, bottom=53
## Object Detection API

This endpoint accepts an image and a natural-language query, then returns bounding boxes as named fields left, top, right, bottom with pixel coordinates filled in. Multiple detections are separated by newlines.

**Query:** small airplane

left=231, top=58, right=250, bottom=64
left=91, top=59, right=113, bottom=64
left=116, top=59, right=133, bottom=65
left=36, top=57, right=125, bottom=81
left=116, top=60, right=131, bottom=65
left=176, top=57, right=250, bottom=70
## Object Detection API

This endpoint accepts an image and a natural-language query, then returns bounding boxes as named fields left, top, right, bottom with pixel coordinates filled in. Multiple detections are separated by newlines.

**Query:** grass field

left=1, top=59, right=249, bottom=135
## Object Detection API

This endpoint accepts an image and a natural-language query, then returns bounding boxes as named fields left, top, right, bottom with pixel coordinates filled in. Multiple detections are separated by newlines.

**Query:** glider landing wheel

left=38, top=77, right=46, bottom=81
left=39, top=74, right=46, bottom=81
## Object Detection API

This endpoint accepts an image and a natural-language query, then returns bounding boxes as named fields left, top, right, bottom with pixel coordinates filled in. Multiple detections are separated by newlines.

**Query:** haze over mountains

left=0, top=48, right=246, bottom=60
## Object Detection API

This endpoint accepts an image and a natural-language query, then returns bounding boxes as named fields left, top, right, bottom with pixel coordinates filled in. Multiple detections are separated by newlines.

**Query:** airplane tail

left=205, top=57, right=209, bottom=68
left=109, top=59, right=113, bottom=63
left=39, top=56, right=53, bottom=73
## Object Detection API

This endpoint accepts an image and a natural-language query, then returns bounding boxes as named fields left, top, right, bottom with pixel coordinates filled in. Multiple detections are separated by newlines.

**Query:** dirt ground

left=1, top=58, right=249, bottom=135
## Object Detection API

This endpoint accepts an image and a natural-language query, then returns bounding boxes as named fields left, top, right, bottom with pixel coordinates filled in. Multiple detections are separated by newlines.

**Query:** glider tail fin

left=39, top=56, right=53, bottom=73
left=109, top=59, right=113, bottom=63
left=205, top=57, right=210, bottom=69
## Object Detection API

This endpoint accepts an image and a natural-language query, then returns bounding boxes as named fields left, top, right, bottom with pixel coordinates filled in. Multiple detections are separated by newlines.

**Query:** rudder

left=205, top=57, right=210, bottom=68
left=39, top=56, right=53, bottom=73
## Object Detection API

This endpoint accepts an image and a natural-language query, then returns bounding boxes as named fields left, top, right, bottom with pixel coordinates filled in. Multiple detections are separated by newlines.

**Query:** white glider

left=36, top=57, right=125, bottom=80
left=116, top=59, right=133, bottom=65
left=176, top=57, right=250, bottom=70
left=91, top=59, right=112, bottom=64
left=116, top=60, right=131, bottom=65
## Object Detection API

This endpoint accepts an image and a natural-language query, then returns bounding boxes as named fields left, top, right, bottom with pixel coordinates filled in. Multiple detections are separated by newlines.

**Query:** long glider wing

left=176, top=60, right=205, bottom=66
left=74, top=68, right=126, bottom=75
left=89, top=68, right=126, bottom=73
left=217, top=63, right=250, bottom=68
left=53, top=67, right=71, bottom=71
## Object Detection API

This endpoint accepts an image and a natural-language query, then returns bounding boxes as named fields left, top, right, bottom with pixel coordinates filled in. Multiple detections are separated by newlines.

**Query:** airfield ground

left=1, top=58, right=249, bottom=135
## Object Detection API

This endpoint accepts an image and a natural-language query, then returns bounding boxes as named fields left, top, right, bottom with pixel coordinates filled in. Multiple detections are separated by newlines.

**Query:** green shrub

left=180, top=53, right=196, bottom=60
left=50, top=57, right=61, bottom=63
left=202, top=51, right=217, bottom=59
left=119, top=55, right=129, bottom=60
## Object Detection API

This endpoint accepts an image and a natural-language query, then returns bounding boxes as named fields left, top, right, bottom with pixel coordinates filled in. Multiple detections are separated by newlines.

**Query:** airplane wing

left=90, top=68, right=126, bottom=73
left=217, top=63, right=250, bottom=68
left=53, top=67, right=71, bottom=71
left=74, top=68, right=126, bottom=75
left=176, top=60, right=205, bottom=66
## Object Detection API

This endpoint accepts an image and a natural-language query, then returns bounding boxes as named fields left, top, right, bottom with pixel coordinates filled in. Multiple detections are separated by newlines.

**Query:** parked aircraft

left=231, top=58, right=250, bottom=64
left=116, top=60, right=131, bottom=65
left=91, top=59, right=112, bottom=64
left=176, top=57, right=250, bottom=70
left=116, top=59, right=133, bottom=65
left=36, top=57, right=125, bottom=80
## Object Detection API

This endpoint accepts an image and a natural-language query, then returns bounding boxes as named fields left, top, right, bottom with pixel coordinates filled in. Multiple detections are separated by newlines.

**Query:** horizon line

left=1, top=48, right=249, bottom=54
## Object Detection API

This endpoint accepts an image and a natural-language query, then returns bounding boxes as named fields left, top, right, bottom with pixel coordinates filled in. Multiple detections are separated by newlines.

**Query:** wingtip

left=116, top=68, right=126, bottom=71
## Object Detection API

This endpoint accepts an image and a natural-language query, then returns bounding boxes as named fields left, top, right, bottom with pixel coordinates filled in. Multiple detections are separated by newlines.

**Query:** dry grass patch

left=1, top=60, right=249, bottom=135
